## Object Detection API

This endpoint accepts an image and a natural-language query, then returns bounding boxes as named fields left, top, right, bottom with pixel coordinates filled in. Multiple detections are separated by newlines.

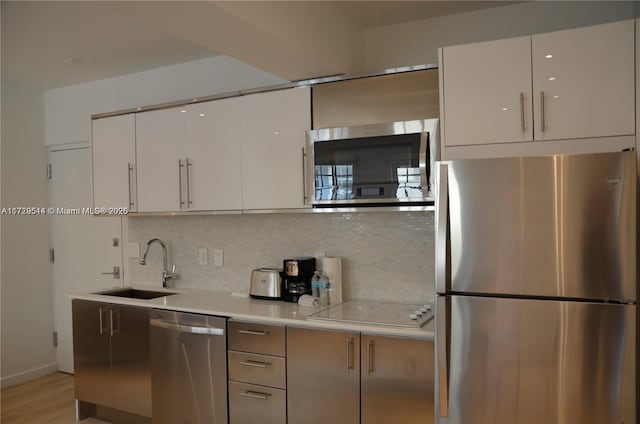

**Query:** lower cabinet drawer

left=228, top=350, right=286, bottom=389
left=229, top=381, right=286, bottom=424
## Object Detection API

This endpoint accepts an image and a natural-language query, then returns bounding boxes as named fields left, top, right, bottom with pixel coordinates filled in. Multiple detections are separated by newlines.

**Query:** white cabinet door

left=442, top=36, right=533, bottom=147
left=92, top=115, right=136, bottom=211
left=532, top=20, right=635, bottom=141
left=240, top=87, right=311, bottom=210
left=136, top=107, right=186, bottom=212
left=184, top=98, right=243, bottom=211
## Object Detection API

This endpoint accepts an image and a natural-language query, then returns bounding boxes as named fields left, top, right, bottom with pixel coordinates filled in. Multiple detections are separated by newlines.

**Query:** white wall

left=1, top=81, right=57, bottom=387
left=44, top=55, right=287, bottom=146
left=364, top=1, right=637, bottom=71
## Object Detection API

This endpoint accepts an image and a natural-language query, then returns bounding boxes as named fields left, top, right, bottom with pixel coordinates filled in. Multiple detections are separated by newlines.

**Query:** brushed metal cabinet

left=287, top=327, right=360, bottom=424
left=72, top=300, right=151, bottom=417
left=110, top=305, right=151, bottom=417
left=229, top=381, right=286, bottom=424
left=228, top=321, right=286, bottom=356
left=73, top=300, right=112, bottom=407
left=361, top=335, right=434, bottom=424
left=228, top=351, right=286, bottom=389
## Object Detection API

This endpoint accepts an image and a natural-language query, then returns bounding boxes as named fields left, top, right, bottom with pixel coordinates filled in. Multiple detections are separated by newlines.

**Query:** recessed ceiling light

left=199, top=113, right=205, bottom=117
left=545, top=54, right=553, bottom=59
left=180, top=110, right=186, bottom=113
left=501, top=107, right=508, bottom=111
left=548, top=77, right=556, bottom=81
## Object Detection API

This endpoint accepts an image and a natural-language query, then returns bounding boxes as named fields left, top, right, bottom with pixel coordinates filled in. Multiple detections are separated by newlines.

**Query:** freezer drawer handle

left=150, top=319, right=224, bottom=336
left=238, top=329, right=269, bottom=336
left=239, top=360, right=270, bottom=368
left=437, top=300, right=449, bottom=418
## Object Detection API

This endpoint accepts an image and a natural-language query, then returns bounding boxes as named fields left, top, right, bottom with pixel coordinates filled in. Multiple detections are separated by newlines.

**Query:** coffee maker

left=282, top=257, right=316, bottom=303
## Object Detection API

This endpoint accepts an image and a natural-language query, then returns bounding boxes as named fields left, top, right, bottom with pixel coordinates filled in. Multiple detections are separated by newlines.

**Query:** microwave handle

left=301, top=147, right=307, bottom=205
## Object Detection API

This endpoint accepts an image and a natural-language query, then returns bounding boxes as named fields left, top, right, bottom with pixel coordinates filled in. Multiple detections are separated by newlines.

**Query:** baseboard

left=1, top=362, right=59, bottom=389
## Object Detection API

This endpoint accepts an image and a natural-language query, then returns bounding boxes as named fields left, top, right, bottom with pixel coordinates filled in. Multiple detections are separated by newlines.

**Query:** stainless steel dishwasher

left=150, top=309, right=228, bottom=424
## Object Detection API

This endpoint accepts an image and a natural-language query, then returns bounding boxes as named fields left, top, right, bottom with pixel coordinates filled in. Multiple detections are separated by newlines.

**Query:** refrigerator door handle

left=435, top=162, right=449, bottom=294
left=437, top=297, right=449, bottom=418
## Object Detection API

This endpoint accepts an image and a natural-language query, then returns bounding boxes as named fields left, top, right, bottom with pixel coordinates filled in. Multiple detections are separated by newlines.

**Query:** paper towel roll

left=317, top=256, right=343, bottom=305
left=298, top=294, right=320, bottom=308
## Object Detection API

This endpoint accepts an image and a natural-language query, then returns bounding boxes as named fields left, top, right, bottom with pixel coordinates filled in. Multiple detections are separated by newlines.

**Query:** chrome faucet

left=139, top=238, right=176, bottom=288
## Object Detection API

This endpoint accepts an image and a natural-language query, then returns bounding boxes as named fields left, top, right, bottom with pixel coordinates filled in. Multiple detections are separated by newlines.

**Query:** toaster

left=250, top=268, right=282, bottom=299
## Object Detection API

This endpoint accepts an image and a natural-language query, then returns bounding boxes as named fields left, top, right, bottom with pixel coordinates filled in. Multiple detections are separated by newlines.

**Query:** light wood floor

left=1, top=372, right=110, bottom=424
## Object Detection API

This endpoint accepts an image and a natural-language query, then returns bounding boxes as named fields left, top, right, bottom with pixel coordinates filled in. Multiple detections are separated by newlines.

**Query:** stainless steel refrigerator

left=434, top=151, right=636, bottom=424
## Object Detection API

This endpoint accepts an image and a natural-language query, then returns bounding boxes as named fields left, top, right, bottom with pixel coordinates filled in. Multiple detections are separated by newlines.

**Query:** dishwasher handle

left=150, top=318, right=224, bottom=336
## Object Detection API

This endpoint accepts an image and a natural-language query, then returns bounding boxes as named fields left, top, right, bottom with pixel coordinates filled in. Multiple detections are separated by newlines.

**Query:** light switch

left=198, top=248, right=208, bottom=266
left=213, top=249, right=223, bottom=267
left=127, top=242, right=140, bottom=258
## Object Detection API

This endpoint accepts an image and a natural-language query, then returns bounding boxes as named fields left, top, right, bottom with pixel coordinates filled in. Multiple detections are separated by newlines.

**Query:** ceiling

left=2, top=1, right=516, bottom=90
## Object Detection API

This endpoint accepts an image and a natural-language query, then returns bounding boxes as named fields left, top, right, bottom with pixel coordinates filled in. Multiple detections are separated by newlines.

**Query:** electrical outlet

left=214, top=249, right=223, bottom=267
left=198, top=248, right=208, bottom=266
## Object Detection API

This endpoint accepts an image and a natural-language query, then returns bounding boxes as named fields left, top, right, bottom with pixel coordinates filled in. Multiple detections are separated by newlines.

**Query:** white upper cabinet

left=441, top=20, right=635, bottom=149
left=240, top=87, right=311, bottom=210
left=134, top=87, right=310, bottom=213
left=531, top=20, right=635, bottom=141
left=92, top=114, right=137, bottom=211
left=185, top=98, right=243, bottom=211
left=136, top=107, right=186, bottom=213
left=442, top=36, right=533, bottom=146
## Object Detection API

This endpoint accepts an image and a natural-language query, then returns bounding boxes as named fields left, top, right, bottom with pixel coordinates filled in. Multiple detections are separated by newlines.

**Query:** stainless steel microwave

left=306, top=119, right=439, bottom=208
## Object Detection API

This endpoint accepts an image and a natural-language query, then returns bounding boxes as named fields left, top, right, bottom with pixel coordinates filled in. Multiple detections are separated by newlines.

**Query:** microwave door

left=308, top=123, right=433, bottom=205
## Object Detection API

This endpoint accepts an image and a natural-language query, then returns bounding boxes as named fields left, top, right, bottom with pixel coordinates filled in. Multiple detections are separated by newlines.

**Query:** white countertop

left=70, top=285, right=434, bottom=339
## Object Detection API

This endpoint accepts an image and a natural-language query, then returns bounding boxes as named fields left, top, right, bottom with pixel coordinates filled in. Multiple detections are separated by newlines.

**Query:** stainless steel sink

left=95, top=288, right=177, bottom=300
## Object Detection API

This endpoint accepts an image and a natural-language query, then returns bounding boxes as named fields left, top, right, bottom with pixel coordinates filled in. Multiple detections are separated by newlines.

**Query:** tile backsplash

left=127, top=211, right=435, bottom=304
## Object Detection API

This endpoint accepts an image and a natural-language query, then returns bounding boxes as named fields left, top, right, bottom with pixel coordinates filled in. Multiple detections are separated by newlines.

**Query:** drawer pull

left=240, top=390, right=271, bottom=400
left=240, top=360, right=270, bottom=368
left=238, top=329, right=269, bottom=336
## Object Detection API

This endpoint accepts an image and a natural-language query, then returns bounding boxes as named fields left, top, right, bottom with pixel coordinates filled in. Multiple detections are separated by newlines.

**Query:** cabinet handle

left=186, top=158, right=193, bottom=208
left=238, top=329, right=269, bottom=336
left=239, top=390, right=271, bottom=400
left=540, top=91, right=546, bottom=132
left=301, top=147, right=307, bottom=205
left=110, top=309, right=120, bottom=336
left=367, top=339, right=374, bottom=376
left=519, top=92, right=526, bottom=133
left=127, top=162, right=135, bottom=209
left=239, top=360, right=270, bottom=368
left=178, top=159, right=185, bottom=209
left=437, top=298, right=450, bottom=418
left=98, top=308, right=109, bottom=335
left=150, top=319, right=225, bottom=335
left=346, top=337, right=354, bottom=371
